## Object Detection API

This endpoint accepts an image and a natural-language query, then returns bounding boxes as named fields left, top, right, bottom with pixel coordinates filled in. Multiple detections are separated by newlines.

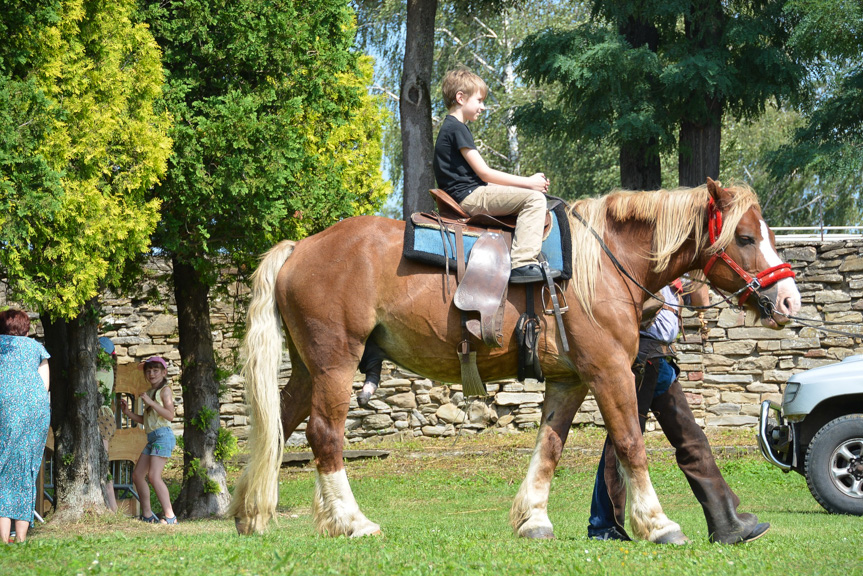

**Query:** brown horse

left=229, top=178, right=800, bottom=543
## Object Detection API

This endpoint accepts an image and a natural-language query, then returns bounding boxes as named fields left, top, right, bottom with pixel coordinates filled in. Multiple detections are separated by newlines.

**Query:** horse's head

left=700, top=178, right=801, bottom=328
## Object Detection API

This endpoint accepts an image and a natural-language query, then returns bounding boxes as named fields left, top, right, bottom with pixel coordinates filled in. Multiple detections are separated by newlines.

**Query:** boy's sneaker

left=356, top=390, right=373, bottom=408
left=510, top=264, right=560, bottom=284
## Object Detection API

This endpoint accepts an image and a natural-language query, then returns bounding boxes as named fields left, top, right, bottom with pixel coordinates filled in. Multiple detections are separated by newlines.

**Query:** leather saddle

left=407, top=190, right=570, bottom=391
left=427, top=188, right=552, bottom=237
left=412, top=190, right=553, bottom=349
left=454, top=231, right=510, bottom=347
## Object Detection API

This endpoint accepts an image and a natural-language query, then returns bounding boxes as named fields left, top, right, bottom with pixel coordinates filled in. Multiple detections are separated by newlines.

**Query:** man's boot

left=651, top=380, right=769, bottom=544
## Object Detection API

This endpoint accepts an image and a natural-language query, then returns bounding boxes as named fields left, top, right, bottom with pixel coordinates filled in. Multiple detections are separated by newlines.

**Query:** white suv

left=758, top=354, right=863, bottom=515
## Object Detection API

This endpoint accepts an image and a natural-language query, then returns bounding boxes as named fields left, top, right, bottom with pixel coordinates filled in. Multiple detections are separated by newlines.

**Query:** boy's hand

left=527, top=173, right=550, bottom=193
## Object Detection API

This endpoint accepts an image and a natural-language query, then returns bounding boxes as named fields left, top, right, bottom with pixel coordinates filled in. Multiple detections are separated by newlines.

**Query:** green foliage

left=139, top=0, right=391, bottom=274
left=95, top=348, right=113, bottom=371
left=517, top=25, right=673, bottom=149
left=213, top=427, right=238, bottom=463
left=0, top=0, right=171, bottom=318
left=719, top=103, right=853, bottom=227
left=761, top=0, right=863, bottom=226
left=190, top=406, right=218, bottom=433
left=97, top=382, right=114, bottom=407
left=187, top=457, right=221, bottom=495
left=515, top=0, right=805, bottom=187
left=0, top=1, right=66, bottom=285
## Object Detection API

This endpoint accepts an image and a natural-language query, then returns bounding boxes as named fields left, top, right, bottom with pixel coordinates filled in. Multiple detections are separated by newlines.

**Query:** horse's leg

left=510, top=381, right=588, bottom=539
left=279, top=341, right=314, bottom=438
left=593, top=369, right=687, bottom=544
left=306, top=364, right=381, bottom=538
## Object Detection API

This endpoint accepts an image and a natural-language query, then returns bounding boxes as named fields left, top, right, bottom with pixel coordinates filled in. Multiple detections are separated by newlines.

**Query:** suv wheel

left=804, top=414, right=863, bottom=516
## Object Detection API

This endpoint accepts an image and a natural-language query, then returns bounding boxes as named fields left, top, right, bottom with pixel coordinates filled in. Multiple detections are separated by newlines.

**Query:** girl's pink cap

left=141, top=356, right=168, bottom=369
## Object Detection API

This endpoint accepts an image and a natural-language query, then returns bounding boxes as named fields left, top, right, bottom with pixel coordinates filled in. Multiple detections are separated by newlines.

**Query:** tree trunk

left=44, top=300, right=110, bottom=521
left=400, top=0, right=437, bottom=220
left=620, top=141, right=661, bottom=190
left=678, top=111, right=722, bottom=187
left=503, top=14, right=520, bottom=173
left=618, top=16, right=661, bottom=190
left=679, top=0, right=724, bottom=187
left=171, top=256, right=229, bottom=518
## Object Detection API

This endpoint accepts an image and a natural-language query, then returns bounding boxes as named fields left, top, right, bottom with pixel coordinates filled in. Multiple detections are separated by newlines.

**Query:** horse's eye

left=737, top=235, right=755, bottom=247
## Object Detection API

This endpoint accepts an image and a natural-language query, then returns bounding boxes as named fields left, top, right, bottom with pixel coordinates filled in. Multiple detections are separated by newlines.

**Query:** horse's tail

left=228, top=239, right=294, bottom=533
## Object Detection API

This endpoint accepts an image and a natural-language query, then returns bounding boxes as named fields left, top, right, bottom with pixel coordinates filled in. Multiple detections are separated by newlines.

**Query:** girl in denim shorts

left=120, top=356, right=177, bottom=524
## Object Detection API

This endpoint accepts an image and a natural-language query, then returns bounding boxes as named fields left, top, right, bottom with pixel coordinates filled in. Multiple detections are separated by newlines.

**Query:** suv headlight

left=783, top=382, right=800, bottom=404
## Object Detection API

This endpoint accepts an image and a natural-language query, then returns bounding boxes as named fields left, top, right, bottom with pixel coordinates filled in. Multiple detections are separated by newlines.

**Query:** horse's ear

left=707, top=177, right=730, bottom=208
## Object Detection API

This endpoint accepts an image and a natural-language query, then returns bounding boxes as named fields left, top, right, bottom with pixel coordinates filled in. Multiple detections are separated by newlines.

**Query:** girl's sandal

left=140, top=514, right=160, bottom=523
left=161, top=516, right=178, bottom=525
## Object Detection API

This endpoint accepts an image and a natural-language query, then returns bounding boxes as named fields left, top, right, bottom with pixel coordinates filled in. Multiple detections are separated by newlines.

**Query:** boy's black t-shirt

left=433, top=115, right=485, bottom=203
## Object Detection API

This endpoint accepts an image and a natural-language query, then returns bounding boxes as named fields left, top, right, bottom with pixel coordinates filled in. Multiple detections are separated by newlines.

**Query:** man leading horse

left=588, top=278, right=770, bottom=544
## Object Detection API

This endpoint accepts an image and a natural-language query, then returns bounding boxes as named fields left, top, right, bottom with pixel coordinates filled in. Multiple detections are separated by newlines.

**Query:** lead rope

left=783, top=314, right=863, bottom=339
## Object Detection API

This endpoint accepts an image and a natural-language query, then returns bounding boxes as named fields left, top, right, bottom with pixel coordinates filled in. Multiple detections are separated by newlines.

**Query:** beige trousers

left=459, top=184, right=546, bottom=269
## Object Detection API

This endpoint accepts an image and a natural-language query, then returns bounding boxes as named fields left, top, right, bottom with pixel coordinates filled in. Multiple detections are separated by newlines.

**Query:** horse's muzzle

left=756, top=279, right=801, bottom=328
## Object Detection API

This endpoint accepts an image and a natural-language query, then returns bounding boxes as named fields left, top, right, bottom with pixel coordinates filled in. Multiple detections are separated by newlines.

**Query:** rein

left=784, top=314, right=863, bottom=338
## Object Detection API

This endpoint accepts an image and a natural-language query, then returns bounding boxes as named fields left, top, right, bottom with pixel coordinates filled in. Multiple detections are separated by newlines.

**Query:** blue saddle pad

left=403, top=201, right=572, bottom=280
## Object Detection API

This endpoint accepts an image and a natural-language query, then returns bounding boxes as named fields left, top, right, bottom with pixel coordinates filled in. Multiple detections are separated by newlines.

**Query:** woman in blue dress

left=0, top=309, right=50, bottom=543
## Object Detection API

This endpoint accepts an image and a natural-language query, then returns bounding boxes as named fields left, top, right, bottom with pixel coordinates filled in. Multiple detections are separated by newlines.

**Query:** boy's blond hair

left=441, top=68, right=488, bottom=110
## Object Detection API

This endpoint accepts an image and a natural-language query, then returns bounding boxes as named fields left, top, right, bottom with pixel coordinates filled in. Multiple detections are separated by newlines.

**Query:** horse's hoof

left=654, top=530, right=689, bottom=545
left=739, top=522, right=770, bottom=543
left=349, top=522, right=382, bottom=538
left=520, top=526, right=556, bottom=539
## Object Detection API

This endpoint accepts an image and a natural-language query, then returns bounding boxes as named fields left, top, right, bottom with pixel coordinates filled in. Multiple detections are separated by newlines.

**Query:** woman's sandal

left=139, top=514, right=160, bottom=523
left=161, top=516, right=178, bottom=525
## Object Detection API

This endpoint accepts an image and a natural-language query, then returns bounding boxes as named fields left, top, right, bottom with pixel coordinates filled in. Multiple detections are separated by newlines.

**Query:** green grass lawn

left=2, top=428, right=860, bottom=575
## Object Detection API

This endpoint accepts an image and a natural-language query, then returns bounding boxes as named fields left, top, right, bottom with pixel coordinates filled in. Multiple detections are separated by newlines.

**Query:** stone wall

left=3, top=239, right=861, bottom=442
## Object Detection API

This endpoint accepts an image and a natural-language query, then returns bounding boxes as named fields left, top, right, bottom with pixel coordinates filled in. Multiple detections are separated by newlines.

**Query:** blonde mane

left=566, top=182, right=760, bottom=318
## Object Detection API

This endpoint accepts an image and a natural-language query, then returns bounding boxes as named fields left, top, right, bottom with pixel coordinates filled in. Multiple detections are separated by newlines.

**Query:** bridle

left=702, top=197, right=796, bottom=312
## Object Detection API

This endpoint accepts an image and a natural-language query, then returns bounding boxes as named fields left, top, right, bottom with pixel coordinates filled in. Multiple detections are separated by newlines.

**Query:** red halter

left=702, top=197, right=796, bottom=306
